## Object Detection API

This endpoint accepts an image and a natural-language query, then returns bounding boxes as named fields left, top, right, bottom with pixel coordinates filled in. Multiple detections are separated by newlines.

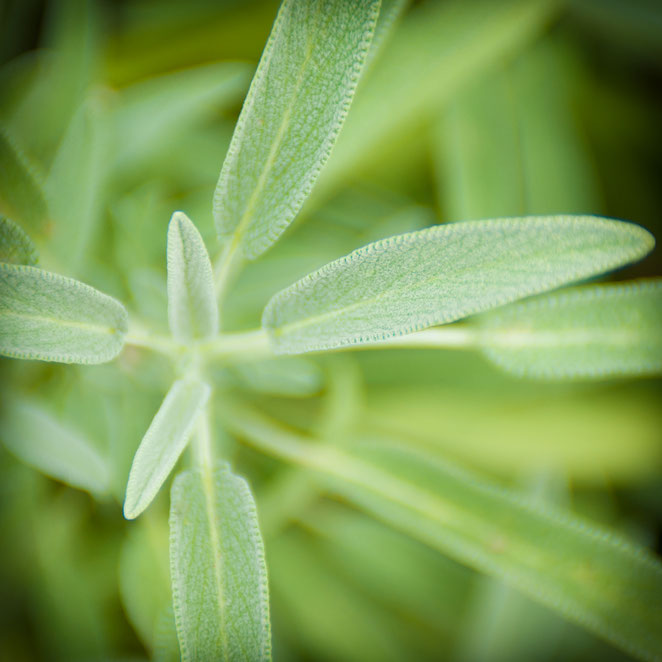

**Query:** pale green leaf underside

left=0, top=263, right=128, bottom=363
left=167, top=212, right=218, bottom=342
left=228, top=409, right=662, bottom=662
left=0, top=215, right=38, bottom=265
left=170, top=462, right=271, bottom=662
left=124, top=379, right=211, bottom=520
left=213, top=0, right=381, bottom=259
left=262, top=216, right=654, bottom=354
left=477, top=279, right=662, bottom=378
left=0, top=399, right=110, bottom=495
left=0, top=129, right=48, bottom=230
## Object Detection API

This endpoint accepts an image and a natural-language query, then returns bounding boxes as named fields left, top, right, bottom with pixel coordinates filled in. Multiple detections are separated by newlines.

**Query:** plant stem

left=124, top=326, right=183, bottom=357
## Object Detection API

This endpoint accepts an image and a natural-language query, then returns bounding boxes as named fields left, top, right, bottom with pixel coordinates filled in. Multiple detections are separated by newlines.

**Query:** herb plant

left=1, top=1, right=661, bottom=661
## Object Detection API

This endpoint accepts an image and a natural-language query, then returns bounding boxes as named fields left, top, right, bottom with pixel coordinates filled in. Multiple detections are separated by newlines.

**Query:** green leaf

left=0, top=399, right=110, bottom=495
left=228, top=407, right=662, bottom=662
left=263, top=216, right=654, bottom=354
left=113, top=62, right=251, bottom=168
left=0, top=215, right=38, bottom=265
left=314, top=0, right=558, bottom=203
left=119, top=515, right=177, bottom=654
left=0, top=128, right=48, bottom=230
left=124, top=379, right=211, bottom=520
left=0, top=263, right=128, bottom=363
left=45, top=96, right=108, bottom=273
left=169, top=462, right=271, bottom=661
left=477, top=279, right=662, bottom=379
left=213, top=0, right=381, bottom=259
left=167, top=211, right=218, bottom=342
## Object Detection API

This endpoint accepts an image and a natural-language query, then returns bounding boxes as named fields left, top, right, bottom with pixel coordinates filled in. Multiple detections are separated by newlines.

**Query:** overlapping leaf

left=0, top=215, right=38, bottom=265
left=477, top=279, right=662, bottom=378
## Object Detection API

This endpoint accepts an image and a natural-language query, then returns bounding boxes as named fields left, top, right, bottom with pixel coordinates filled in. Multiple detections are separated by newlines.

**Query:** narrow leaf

left=228, top=407, right=662, bottom=662
left=124, top=379, right=211, bottom=520
left=477, top=279, right=662, bottom=378
left=170, top=462, right=271, bottom=661
left=167, top=211, right=218, bottom=342
left=263, top=216, right=654, bottom=354
left=0, top=399, right=110, bottom=495
left=213, top=0, right=381, bottom=259
left=0, top=128, right=48, bottom=230
left=0, top=215, right=38, bottom=265
left=0, top=263, right=128, bottom=363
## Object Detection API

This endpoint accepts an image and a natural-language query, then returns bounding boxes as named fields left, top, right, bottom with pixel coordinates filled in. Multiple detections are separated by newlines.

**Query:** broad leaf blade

left=213, top=0, right=381, bottom=259
left=167, top=212, right=218, bottom=342
left=124, top=379, right=211, bottom=520
left=228, top=408, right=662, bottom=662
left=170, top=462, right=271, bottom=661
left=0, top=399, right=110, bottom=495
left=0, top=215, right=38, bottom=265
left=263, top=216, right=654, bottom=354
left=0, top=263, right=128, bottom=363
left=477, top=279, right=662, bottom=378
left=0, top=128, right=48, bottom=230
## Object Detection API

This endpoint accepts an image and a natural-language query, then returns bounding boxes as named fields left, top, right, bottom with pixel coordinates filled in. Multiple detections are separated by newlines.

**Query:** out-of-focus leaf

left=119, top=514, right=177, bottom=654
left=228, top=407, right=662, bottom=662
left=232, top=356, right=323, bottom=397
left=167, top=211, right=218, bottom=342
left=124, top=379, right=211, bottom=520
left=364, top=384, right=662, bottom=483
left=170, top=462, right=271, bottom=661
left=0, top=215, right=38, bottom=265
left=0, top=399, right=110, bottom=495
left=314, top=0, right=558, bottom=203
left=477, top=279, right=662, bottom=378
left=0, top=129, right=48, bottom=230
left=436, top=39, right=600, bottom=220
left=270, top=531, right=419, bottom=662
left=45, top=96, right=108, bottom=274
left=113, top=62, right=251, bottom=167
left=213, top=0, right=381, bottom=259
left=0, top=263, right=128, bottom=363
left=263, top=217, right=653, bottom=354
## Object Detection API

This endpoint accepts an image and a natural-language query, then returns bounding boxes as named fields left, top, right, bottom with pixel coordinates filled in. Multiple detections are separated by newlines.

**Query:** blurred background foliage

left=0, top=0, right=661, bottom=660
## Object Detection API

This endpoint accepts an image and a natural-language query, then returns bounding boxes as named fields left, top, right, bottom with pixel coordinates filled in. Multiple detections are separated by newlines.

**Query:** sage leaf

left=477, top=279, right=662, bottom=378
left=0, top=215, right=38, bottom=265
left=0, top=263, right=128, bottom=363
left=228, top=407, right=662, bottom=662
left=0, top=129, right=48, bottom=230
left=167, top=212, right=218, bottom=342
left=0, top=399, right=110, bottom=495
left=124, top=379, right=211, bottom=520
left=170, top=462, right=271, bottom=661
left=213, top=0, right=381, bottom=259
left=263, top=216, right=654, bottom=354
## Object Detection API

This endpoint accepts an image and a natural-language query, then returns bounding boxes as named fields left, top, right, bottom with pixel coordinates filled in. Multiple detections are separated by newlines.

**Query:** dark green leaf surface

left=0, top=215, right=38, bottom=265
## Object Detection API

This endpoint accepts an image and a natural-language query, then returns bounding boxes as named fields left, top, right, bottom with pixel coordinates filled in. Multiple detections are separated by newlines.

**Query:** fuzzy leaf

left=0, top=263, right=128, bottom=363
left=0, top=215, right=38, bottom=265
left=477, top=279, right=662, bottom=378
left=213, top=0, right=381, bottom=259
left=124, top=379, right=211, bottom=520
left=263, top=216, right=654, bottom=354
left=167, top=212, right=218, bottom=342
left=228, top=408, right=662, bottom=662
left=0, top=399, right=110, bottom=495
left=0, top=129, right=48, bottom=230
left=170, top=462, right=271, bottom=661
